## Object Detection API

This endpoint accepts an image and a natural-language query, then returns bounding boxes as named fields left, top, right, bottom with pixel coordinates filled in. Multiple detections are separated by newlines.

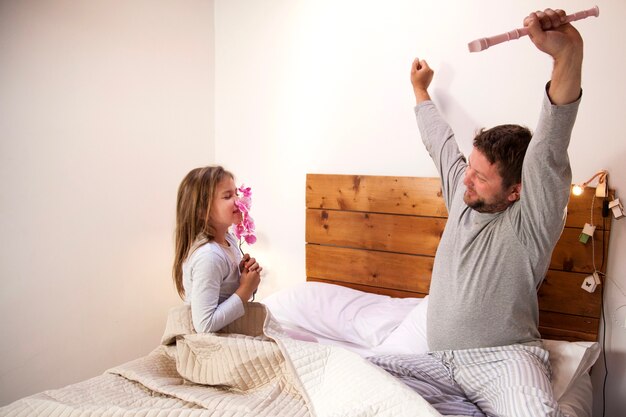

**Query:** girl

left=172, top=166, right=261, bottom=333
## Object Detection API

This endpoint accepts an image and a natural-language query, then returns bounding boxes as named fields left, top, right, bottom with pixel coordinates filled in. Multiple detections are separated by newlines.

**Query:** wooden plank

left=538, top=270, right=602, bottom=317
left=539, top=299, right=600, bottom=340
left=565, top=186, right=612, bottom=231
left=538, top=327, right=597, bottom=342
left=306, top=174, right=448, bottom=217
left=306, top=209, right=445, bottom=256
left=549, top=228, right=609, bottom=274
left=306, top=244, right=433, bottom=294
left=307, top=277, right=427, bottom=299
left=306, top=174, right=611, bottom=229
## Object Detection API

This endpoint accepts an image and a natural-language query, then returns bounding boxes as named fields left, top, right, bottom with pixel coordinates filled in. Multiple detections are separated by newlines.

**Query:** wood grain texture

left=306, top=244, right=432, bottom=294
left=306, top=174, right=447, bottom=217
left=306, top=209, right=445, bottom=255
left=307, top=277, right=427, bottom=299
left=549, top=227, right=609, bottom=274
left=539, top=310, right=599, bottom=341
left=538, top=270, right=601, bottom=317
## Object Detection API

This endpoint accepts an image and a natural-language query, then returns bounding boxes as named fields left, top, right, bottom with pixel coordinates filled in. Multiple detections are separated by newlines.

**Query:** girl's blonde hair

left=172, top=166, right=234, bottom=299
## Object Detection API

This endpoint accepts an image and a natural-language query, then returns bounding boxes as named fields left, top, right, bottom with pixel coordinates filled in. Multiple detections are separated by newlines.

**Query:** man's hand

left=410, top=58, right=433, bottom=104
left=524, top=8, right=583, bottom=105
left=524, top=9, right=583, bottom=60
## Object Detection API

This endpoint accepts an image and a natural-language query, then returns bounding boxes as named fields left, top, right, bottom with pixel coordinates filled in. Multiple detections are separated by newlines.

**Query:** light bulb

left=572, top=184, right=584, bottom=196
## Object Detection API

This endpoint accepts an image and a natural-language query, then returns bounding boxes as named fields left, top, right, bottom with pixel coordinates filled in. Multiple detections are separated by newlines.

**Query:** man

left=411, top=8, right=582, bottom=417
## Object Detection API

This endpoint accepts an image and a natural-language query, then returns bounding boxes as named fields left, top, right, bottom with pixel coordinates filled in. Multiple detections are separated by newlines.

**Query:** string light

left=572, top=184, right=584, bottom=196
left=571, top=170, right=608, bottom=197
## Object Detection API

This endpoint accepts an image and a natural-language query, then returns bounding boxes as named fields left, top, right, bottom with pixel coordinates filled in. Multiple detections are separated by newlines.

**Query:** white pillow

left=557, top=373, right=593, bottom=417
left=543, top=339, right=600, bottom=400
left=372, top=295, right=429, bottom=355
left=261, top=282, right=420, bottom=347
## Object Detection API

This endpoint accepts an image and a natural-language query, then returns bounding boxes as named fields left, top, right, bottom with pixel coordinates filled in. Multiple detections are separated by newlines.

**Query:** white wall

left=0, top=0, right=214, bottom=405
left=214, top=1, right=626, bottom=416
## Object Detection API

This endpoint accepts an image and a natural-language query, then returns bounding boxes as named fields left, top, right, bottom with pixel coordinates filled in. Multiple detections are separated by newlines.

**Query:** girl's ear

left=507, top=183, right=522, bottom=202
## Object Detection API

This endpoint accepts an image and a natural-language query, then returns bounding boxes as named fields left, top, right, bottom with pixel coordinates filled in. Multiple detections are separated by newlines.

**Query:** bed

left=272, top=173, right=610, bottom=417
left=0, top=174, right=611, bottom=417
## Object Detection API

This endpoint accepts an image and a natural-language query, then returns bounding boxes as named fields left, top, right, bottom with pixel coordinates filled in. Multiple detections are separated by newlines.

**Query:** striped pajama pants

left=371, top=344, right=565, bottom=417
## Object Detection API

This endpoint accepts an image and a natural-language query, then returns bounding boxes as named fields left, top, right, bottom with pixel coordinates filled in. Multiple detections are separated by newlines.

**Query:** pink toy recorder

left=468, top=6, right=599, bottom=53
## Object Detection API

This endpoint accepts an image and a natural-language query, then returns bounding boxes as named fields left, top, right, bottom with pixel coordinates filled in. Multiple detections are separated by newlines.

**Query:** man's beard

left=463, top=191, right=511, bottom=214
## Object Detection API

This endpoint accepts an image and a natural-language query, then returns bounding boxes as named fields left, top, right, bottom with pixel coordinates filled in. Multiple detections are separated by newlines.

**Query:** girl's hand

left=240, top=253, right=262, bottom=273
left=239, top=254, right=250, bottom=272
left=236, top=267, right=261, bottom=301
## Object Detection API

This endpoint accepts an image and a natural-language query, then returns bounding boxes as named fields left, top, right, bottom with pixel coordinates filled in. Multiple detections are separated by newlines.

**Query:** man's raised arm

left=524, top=8, right=583, bottom=104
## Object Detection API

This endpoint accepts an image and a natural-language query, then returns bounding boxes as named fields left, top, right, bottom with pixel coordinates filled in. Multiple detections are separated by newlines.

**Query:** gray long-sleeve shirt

left=416, top=86, right=581, bottom=351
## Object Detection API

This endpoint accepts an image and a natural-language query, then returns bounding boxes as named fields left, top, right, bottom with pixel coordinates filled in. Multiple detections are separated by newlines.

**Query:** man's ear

left=508, top=183, right=521, bottom=202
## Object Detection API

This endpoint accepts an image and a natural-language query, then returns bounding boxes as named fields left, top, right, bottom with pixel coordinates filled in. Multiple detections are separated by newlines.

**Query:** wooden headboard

left=305, top=174, right=612, bottom=342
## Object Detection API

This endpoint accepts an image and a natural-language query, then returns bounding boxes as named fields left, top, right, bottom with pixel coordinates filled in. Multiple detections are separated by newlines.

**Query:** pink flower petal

left=243, top=216, right=255, bottom=230
left=238, top=185, right=252, bottom=198
left=233, top=223, right=245, bottom=239
left=234, top=184, right=256, bottom=246
left=234, top=200, right=247, bottom=213
left=240, top=197, right=251, bottom=210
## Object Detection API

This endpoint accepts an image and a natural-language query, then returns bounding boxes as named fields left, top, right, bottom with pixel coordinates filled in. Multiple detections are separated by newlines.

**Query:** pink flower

left=238, top=185, right=252, bottom=198
left=234, top=199, right=249, bottom=214
left=242, top=216, right=255, bottom=231
left=233, top=223, right=245, bottom=238
left=233, top=184, right=256, bottom=252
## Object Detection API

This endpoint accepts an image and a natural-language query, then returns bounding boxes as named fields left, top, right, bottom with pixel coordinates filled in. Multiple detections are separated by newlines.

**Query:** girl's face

left=210, top=176, right=243, bottom=231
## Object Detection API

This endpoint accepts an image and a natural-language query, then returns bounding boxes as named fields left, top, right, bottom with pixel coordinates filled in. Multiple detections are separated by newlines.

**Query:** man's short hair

left=473, top=124, right=532, bottom=189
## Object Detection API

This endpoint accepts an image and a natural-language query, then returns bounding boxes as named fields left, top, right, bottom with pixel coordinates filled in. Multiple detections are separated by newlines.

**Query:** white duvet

left=0, top=303, right=442, bottom=417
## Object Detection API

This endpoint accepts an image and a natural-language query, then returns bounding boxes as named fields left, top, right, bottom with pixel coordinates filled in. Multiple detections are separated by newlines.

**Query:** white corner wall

left=0, top=0, right=215, bottom=405
left=214, top=1, right=626, bottom=416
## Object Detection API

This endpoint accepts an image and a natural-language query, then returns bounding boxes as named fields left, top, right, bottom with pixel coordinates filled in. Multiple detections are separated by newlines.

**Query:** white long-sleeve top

left=182, top=232, right=245, bottom=332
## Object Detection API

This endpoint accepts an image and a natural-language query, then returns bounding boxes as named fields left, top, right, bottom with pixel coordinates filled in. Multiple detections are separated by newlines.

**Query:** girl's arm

left=189, top=249, right=245, bottom=333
